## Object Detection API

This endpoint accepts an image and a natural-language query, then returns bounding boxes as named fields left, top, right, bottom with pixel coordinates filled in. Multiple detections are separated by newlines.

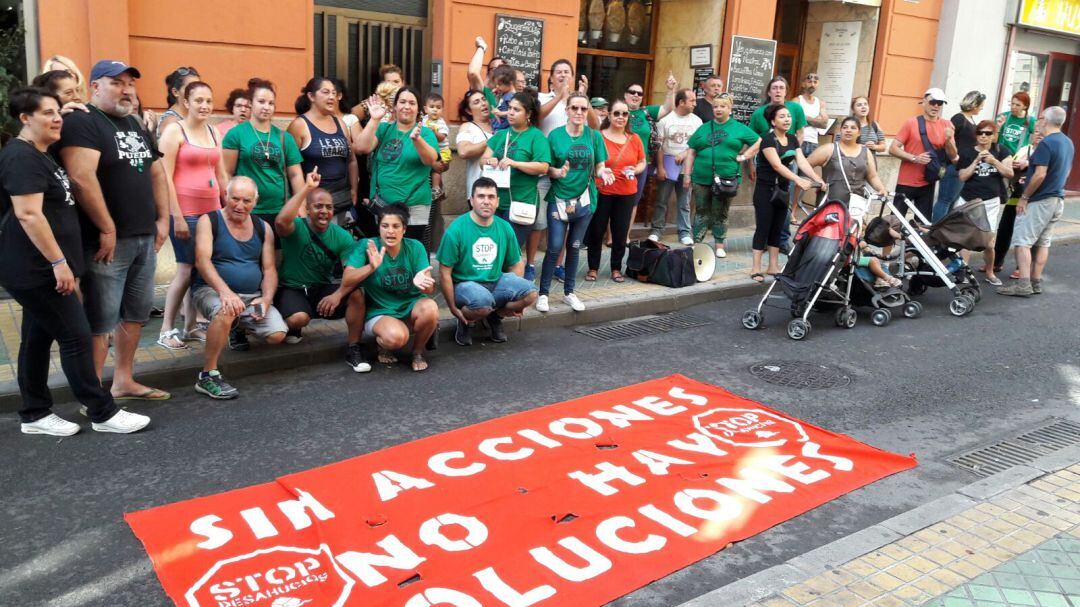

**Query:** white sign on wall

left=816, top=21, right=862, bottom=134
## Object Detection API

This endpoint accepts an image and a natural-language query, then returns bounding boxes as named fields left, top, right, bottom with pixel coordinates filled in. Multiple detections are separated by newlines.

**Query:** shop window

left=577, top=0, right=657, bottom=100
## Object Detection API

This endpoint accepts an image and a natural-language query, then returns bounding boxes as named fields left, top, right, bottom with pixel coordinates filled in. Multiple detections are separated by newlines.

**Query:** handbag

left=709, top=123, right=739, bottom=197
left=490, top=129, right=537, bottom=225
left=917, top=116, right=947, bottom=184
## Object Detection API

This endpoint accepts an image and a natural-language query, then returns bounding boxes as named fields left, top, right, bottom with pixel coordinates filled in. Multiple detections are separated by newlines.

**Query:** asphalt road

left=3, top=243, right=1079, bottom=607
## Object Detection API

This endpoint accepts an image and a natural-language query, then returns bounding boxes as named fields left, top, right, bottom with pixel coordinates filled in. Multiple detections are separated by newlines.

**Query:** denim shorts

left=453, top=273, right=537, bottom=311
left=82, top=234, right=156, bottom=335
left=169, top=216, right=201, bottom=265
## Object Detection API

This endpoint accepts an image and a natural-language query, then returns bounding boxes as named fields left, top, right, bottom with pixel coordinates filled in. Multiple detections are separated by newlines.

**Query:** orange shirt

left=598, top=132, right=645, bottom=196
left=894, top=115, right=947, bottom=188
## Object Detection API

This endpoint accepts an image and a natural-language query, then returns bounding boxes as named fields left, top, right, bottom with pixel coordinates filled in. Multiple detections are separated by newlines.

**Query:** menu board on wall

left=726, top=35, right=777, bottom=124
left=495, top=14, right=545, bottom=89
left=816, top=21, right=862, bottom=134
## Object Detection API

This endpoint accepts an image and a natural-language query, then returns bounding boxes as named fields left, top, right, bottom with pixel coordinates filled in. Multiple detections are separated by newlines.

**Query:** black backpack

left=626, top=240, right=696, bottom=288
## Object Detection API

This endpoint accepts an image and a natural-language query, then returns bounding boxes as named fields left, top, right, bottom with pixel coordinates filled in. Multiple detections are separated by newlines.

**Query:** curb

left=0, top=276, right=762, bottom=414
left=674, top=441, right=1080, bottom=607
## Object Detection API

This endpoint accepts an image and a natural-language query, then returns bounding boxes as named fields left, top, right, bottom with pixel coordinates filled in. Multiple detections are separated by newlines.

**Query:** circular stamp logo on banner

left=692, top=408, right=808, bottom=449
left=184, top=545, right=352, bottom=607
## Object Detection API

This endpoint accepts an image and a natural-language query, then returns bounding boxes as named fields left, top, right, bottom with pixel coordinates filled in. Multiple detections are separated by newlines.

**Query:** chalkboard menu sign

left=726, top=36, right=777, bottom=124
left=495, top=14, right=545, bottom=89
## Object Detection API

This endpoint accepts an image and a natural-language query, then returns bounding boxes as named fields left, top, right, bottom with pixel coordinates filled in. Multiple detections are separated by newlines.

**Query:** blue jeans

left=540, top=204, right=592, bottom=296
left=454, top=273, right=537, bottom=312
left=82, top=234, right=157, bottom=335
left=651, top=178, right=691, bottom=239
left=933, top=164, right=961, bottom=222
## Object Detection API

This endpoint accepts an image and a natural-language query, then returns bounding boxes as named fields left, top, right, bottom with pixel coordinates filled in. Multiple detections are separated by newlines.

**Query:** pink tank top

left=173, top=124, right=222, bottom=216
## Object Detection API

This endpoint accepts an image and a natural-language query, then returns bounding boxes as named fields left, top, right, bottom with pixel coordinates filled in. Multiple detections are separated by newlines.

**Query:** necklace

left=253, top=121, right=272, bottom=160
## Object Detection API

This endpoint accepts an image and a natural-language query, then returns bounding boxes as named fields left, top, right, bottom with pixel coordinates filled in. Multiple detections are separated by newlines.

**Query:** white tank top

left=798, top=95, right=822, bottom=144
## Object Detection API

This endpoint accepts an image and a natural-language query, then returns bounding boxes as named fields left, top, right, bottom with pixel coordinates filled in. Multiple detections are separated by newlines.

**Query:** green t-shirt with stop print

left=545, top=125, right=608, bottom=211
left=345, top=236, right=429, bottom=319
left=370, top=121, right=439, bottom=206
left=687, top=118, right=761, bottom=186
left=486, top=125, right=551, bottom=211
left=436, top=213, right=521, bottom=284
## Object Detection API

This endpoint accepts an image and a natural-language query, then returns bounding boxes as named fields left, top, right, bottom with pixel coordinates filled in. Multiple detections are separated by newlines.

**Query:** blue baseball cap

left=89, top=60, right=141, bottom=81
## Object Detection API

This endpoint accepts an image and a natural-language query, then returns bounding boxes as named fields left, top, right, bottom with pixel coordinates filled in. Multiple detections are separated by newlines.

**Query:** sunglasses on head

left=176, top=67, right=197, bottom=77
left=626, top=89, right=643, bottom=96
left=611, top=110, right=629, bottom=117
left=977, top=130, right=994, bottom=136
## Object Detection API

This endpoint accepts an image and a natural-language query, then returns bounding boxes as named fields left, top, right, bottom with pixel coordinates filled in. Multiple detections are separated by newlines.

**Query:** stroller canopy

left=924, top=198, right=994, bottom=251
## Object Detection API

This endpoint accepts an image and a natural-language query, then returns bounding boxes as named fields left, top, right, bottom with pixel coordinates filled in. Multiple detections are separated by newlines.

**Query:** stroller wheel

left=834, top=307, right=857, bottom=329
left=787, top=319, right=811, bottom=341
left=871, top=308, right=892, bottom=327
left=903, top=301, right=923, bottom=319
left=742, top=310, right=763, bottom=330
left=949, top=295, right=975, bottom=317
left=960, top=285, right=982, bottom=303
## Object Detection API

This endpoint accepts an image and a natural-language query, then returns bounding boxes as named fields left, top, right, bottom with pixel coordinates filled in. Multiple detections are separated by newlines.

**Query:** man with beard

left=795, top=73, right=829, bottom=159
left=58, top=60, right=172, bottom=405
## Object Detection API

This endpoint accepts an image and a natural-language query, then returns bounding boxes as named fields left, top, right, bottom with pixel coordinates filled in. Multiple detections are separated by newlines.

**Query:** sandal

left=750, top=272, right=765, bottom=283
left=1009, top=269, right=1021, bottom=279
left=611, top=271, right=626, bottom=283
left=156, top=329, right=188, bottom=350
left=584, top=270, right=598, bottom=282
left=182, top=321, right=208, bottom=342
left=377, top=348, right=398, bottom=365
left=411, top=353, right=429, bottom=372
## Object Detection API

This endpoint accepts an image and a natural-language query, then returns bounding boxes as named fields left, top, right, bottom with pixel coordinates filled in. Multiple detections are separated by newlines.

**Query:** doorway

left=1043, top=53, right=1080, bottom=191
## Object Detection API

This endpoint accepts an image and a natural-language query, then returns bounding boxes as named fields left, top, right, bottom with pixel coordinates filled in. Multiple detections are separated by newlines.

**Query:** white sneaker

left=647, top=234, right=660, bottom=242
left=680, top=236, right=694, bottom=246
left=536, top=294, right=550, bottom=313
left=21, top=413, right=80, bottom=436
left=92, top=409, right=150, bottom=434
left=715, top=247, right=727, bottom=258
left=564, top=293, right=586, bottom=312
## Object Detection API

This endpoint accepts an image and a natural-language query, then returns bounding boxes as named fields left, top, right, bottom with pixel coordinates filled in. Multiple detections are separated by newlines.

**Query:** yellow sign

left=1019, top=0, right=1080, bottom=36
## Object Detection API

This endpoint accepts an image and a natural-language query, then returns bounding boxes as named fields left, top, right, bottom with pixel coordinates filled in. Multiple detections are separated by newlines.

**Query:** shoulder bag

left=710, top=122, right=739, bottom=197
left=495, top=130, right=537, bottom=225
left=917, top=116, right=947, bottom=183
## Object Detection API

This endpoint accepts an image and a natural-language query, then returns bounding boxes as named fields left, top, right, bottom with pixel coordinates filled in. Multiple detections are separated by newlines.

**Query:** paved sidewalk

left=1, top=199, right=1078, bottom=411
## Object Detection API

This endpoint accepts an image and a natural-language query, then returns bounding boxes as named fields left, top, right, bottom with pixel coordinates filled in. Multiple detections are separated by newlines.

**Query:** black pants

left=995, top=203, right=1016, bottom=270
left=894, top=184, right=935, bottom=222
left=586, top=193, right=636, bottom=273
left=6, top=283, right=118, bottom=423
left=752, top=184, right=787, bottom=250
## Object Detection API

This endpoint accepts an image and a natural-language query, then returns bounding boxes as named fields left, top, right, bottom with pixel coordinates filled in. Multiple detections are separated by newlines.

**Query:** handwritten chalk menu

left=727, top=36, right=777, bottom=124
left=495, top=14, right=545, bottom=89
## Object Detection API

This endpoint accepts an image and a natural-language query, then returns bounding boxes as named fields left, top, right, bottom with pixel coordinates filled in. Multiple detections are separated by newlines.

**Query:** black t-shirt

left=755, top=131, right=800, bottom=189
left=56, top=106, right=158, bottom=247
left=693, top=98, right=716, bottom=125
left=0, top=139, right=84, bottom=289
left=958, top=144, right=1008, bottom=202
left=951, top=113, right=977, bottom=154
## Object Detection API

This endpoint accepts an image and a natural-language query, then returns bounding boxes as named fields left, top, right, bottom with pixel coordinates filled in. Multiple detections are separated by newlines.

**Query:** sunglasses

left=611, top=110, right=629, bottom=117
left=626, top=90, right=644, bottom=96
left=176, top=67, right=197, bottom=77
left=977, top=130, right=994, bottom=136
left=718, top=92, right=733, bottom=99
left=928, top=100, right=945, bottom=107
left=568, top=105, right=589, bottom=113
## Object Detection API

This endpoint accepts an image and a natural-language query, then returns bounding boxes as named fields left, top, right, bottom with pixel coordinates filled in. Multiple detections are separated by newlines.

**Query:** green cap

left=590, top=97, right=609, bottom=108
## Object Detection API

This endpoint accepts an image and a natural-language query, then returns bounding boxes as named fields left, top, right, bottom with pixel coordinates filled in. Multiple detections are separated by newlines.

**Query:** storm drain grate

left=575, top=313, right=714, bottom=342
left=748, top=361, right=851, bottom=390
left=948, top=418, right=1080, bottom=477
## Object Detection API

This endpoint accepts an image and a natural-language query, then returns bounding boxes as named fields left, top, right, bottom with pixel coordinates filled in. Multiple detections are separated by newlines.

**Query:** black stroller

left=742, top=199, right=860, bottom=340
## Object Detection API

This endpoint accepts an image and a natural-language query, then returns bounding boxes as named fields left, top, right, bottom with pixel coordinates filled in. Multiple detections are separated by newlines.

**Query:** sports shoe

left=486, top=313, right=508, bottom=343
left=523, top=264, right=536, bottom=282
left=680, top=236, right=694, bottom=246
left=647, top=233, right=660, bottom=242
left=997, top=280, right=1033, bottom=297
left=454, top=317, right=473, bottom=346
left=715, top=246, right=727, bottom=258
left=285, top=328, right=303, bottom=344
left=553, top=265, right=565, bottom=282
left=21, top=413, right=80, bottom=436
left=536, top=294, right=550, bottom=313
left=1031, top=278, right=1043, bottom=295
left=91, top=409, right=150, bottom=433
left=564, top=293, right=585, bottom=311
left=195, top=370, right=239, bottom=400
left=228, top=327, right=250, bottom=351
left=345, top=342, right=372, bottom=373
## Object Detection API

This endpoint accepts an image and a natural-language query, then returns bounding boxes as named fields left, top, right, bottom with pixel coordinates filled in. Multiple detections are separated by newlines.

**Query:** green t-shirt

left=345, top=237, right=429, bottom=320
left=486, top=126, right=551, bottom=211
left=997, top=112, right=1037, bottom=155
left=436, top=213, right=521, bottom=283
left=370, top=122, right=439, bottom=206
left=278, top=218, right=358, bottom=288
left=222, top=122, right=304, bottom=215
left=749, top=101, right=808, bottom=137
left=483, top=87, right=500, bottom=123
left=687, top=119, right=761, bottom=186
left=629, top=105, right=661, bottom=153
left=545, top=125, right=608, bottom=211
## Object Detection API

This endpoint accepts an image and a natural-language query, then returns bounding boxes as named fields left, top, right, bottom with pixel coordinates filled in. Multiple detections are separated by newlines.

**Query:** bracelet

left=50, top=257, right=66, bottom=268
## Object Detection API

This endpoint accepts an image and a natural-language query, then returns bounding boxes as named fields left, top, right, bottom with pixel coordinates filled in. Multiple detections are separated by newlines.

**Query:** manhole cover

left=576, top=313, right=713, bottom=342
left=948, top=418, right=1080, bottom=477
left=749, top=361, right=851, bottom=389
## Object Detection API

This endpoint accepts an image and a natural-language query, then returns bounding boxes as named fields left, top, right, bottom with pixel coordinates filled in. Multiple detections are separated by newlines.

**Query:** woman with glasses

left=585, top=100, right=644, bottom=283
left=157, top=67, right=201, bottom=140
left=215, top=89, right=251, bottom=137
left=935, top=90, right=986, bottom=221
left=41, top=56, right=86, bottom=102
left=538, top=92, right=614, bottom=310
left=622, top=75, right=677, bottom=241
left=957, top=120, right=1013, bottom=286
left=31, top=70, right=86, bottom=115
left=288, top=78, right=358, bottom=225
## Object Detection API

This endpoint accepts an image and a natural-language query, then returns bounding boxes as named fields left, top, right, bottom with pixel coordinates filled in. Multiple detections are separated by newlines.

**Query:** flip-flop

left=113, top=388, right=171, bottom=401
left=750, top=273, right=765, bottom=283
left=377, top=348, right=398, bottom=365
left=411, top=353, right=429, bottom=372
left=584, top=270, right=598, bottom=282
left=611, top=272, right=626, bottom=283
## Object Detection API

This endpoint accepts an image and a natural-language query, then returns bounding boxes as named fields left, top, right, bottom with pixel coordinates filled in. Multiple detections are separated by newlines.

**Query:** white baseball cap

left=923, top=88, right=947, bottom=103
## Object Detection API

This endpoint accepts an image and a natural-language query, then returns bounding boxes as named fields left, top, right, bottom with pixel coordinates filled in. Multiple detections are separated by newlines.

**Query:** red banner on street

left=126, top=375, right=916, bottom=607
